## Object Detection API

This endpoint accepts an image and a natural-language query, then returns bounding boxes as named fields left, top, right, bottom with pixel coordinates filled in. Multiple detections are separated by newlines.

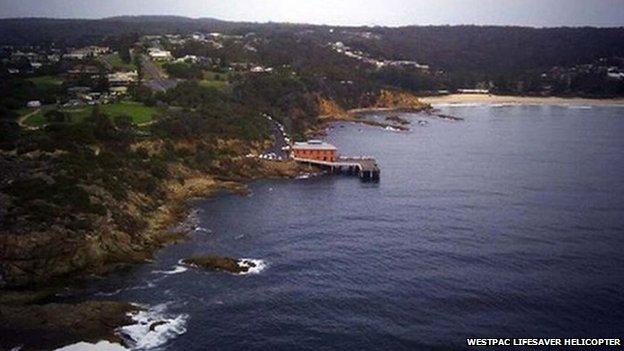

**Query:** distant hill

left=103, top=15, right=225, bottom=24
left=0, top=17, right=246, bottom=46
left=1, top=16, right=623, bottom=86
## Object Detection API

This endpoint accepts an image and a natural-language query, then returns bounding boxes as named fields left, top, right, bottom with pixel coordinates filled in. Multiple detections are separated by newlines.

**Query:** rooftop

left=293, top=140, right=337, bottom=151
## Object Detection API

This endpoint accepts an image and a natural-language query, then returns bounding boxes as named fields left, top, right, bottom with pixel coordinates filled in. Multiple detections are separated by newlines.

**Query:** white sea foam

left=194, top=226, right=212, bottom=234
left=151, top=265, right=188, bottom=275
left=94, top=288, right=124, bottom=297
left=54, top=341, right=128, bottom=351
left=237, top=259, right=267, bottom=275
left=384, top=126, right=402, bottom=132
left=567, top=105, right=592, bottom=109
left=491, top=103, right=520, bottom=108
left=118, top=303, right=188, bottom=350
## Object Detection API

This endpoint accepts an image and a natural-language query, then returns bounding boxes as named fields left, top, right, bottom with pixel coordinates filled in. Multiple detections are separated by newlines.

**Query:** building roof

left=292, top=140, right=337, bottom=151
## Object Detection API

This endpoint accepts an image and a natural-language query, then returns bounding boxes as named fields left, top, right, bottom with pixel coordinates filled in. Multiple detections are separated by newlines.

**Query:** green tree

left=86, top=105, right=115, bottom=140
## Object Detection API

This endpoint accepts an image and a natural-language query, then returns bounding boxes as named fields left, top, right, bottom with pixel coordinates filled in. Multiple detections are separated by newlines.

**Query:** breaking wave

left=384, top=126, right=403, bottom=132
left=237, top=259, right=267, bottom=275
left=194, top=226, right=212, bottom=234
left=151, top=265, right=188, bottom=275
left=118, top=303, right=189, bottom=350
left=55, top=341, right=128, bottom=351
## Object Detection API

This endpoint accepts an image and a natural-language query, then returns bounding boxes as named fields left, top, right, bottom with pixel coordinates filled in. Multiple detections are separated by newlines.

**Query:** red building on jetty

left=292, top=140, right=337, bottom=162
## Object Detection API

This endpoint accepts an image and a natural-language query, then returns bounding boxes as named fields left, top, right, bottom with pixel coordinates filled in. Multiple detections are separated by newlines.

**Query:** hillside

left=2, top=17, right=623, bottom=96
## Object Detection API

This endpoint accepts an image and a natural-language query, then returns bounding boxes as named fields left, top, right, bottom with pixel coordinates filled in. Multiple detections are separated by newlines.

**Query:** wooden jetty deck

left=294, top=156, right=381, bottom=181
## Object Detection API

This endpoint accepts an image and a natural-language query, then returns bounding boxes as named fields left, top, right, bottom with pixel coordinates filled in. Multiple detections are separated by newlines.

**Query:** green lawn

left=22, top=110, right=46, bottom=126
left=28, top=76, right=63, bottom=91
left=198, top=79, right=228, bottom=89
left=203, top=71, right=229, bottom=81
left=102, top=53, right=136, bottom=70
left=23, top=102, right=159, bottom=127
left=199, top=70, right=229, bottom=89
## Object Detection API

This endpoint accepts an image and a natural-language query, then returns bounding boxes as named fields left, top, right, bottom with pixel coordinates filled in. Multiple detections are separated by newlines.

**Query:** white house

left=107, top=71, right=138, bottom=86
left=250, top=66, right=274, bottom=73
left=148, top=48, right=173, bottom=61
left=27, top=100, right=42, bottom=108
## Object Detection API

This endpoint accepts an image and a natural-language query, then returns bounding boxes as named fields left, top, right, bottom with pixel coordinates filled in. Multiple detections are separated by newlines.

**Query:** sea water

left=68, top=105, right=624, bottom=350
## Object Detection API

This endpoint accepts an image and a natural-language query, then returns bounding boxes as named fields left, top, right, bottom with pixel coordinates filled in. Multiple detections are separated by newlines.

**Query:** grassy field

left=199, top=70, right=229, bottom=89
left=102, top=53, right=136, bottom=70
left=199, top=79, right=228, bottom=89
left=23, top=102, right=159, bottom=127
left=27, top=76, right=63, bottom=91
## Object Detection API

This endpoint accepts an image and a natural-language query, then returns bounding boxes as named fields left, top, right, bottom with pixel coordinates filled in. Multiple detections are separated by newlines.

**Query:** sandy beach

left=420, top=94, right=624, bottom=106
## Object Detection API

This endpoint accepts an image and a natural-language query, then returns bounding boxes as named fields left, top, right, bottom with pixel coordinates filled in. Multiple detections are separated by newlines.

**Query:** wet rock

left=182, top=255, right=254, bottom=274
left=149, top=320, right=168, bottom=332
left=0, top=300, right=136, bottom=351
left=385, top=115, right=411, bottom=125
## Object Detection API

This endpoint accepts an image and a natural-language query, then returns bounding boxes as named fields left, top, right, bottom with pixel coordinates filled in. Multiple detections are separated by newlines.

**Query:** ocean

left=64, top=104, right=624, bottom=350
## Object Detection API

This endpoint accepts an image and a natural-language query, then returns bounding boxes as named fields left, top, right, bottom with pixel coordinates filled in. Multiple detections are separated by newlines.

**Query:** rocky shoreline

left=0, top=158, right=311, bottom=350
left=0, top=301, right=136, bottom=350
left=0, top=90, right=429, bottom=350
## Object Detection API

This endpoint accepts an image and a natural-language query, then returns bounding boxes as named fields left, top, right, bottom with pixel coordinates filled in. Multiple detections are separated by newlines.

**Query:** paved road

left=262, top=116, right=290, bottom=159
left=140, top=55, right=178, bottom=92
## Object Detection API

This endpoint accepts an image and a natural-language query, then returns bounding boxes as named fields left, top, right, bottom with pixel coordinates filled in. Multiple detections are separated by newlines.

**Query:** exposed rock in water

left=432, top=112, right=464, bottom=121
left=182, top=255, right=256, bottom=274
left=149, top=320, right=169, bottom=332
left=385, top=115, right=411, bottom=125
left=0, top=300, right=136, bottom=351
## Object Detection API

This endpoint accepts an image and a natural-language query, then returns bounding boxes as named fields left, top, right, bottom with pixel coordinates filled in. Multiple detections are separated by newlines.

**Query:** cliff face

left=317, top=96, right=349, bottom=119
left=314, top=89, right=431, bottom=129
left=366, top=89, right=431, bottom=110
left=316, top=89, right=430, bottom=120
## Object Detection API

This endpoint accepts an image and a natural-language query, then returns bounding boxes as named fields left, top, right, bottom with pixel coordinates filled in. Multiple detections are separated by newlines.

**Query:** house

left=250, top=66, right=273, bottom=73
left=148, top=48, right=173, bottom=61
left=26, top=100, right=42, bottom=108
left=109, top=86, right=128, bottom=95
left=191, top=33, right=205, bottom=41
left=292, top=140, right=337, bottom=162
left=67, top=64, right=100, bottom=77
left=174, top=55, right=200, bottom=64
left=107, top=71, right=138, bottom=86
left=65, top=46, right=110, bottom=60
left=67, top=86, right=92, bottom=98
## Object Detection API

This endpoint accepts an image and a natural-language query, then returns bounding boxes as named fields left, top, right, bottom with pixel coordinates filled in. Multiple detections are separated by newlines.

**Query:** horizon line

left=0, top=15, right=623, bottom=30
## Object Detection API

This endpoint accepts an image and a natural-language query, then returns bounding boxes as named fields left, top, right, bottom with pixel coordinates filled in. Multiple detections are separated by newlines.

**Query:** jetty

left=290, top=140, right=380, bottom=181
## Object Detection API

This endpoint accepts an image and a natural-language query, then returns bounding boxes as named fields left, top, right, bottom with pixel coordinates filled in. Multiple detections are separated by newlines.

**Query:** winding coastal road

left=263, top=116, right=290, bottom=159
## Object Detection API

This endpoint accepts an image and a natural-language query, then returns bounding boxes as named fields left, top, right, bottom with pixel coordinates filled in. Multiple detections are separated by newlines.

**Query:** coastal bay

left=47, top=104, right=624, bottom=350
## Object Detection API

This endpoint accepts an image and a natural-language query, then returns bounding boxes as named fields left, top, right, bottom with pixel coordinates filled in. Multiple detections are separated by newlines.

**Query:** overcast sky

left=1, top=0, right=623, bottom=27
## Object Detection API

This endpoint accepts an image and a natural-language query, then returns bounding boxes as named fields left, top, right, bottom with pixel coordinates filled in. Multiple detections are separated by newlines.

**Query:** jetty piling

left=294, top=156, right=381, bottom=182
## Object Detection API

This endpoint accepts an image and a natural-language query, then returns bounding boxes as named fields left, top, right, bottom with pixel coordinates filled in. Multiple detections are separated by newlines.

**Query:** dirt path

left=17, top=108, right=41, bottom=130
